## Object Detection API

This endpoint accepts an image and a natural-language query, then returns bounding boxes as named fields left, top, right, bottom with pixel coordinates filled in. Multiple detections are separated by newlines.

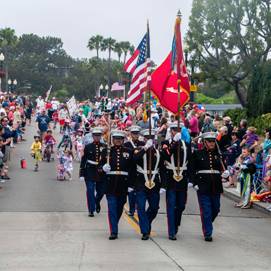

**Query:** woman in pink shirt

left=189, top=110, right=199, bottom=137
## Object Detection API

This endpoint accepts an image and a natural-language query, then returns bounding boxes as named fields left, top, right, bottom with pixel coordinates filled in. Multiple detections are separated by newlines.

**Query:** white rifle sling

left=137, top=149, right=160, bottom=184
left=164, top=140, right=187, bottom=181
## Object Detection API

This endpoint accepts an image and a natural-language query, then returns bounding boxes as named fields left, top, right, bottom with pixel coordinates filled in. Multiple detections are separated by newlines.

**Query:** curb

left=223, top=189, right=271, bottom=215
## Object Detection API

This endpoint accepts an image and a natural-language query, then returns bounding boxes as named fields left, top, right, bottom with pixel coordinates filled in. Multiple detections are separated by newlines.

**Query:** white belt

left=107, top=171, right=128, bottom=176
left=165, top=164, right=187, bottom=171
left=87, top=160, right=98, bottom=165
left=137, top=166, right=158, bottom=175
left=197, top=170, right=220, bottom=174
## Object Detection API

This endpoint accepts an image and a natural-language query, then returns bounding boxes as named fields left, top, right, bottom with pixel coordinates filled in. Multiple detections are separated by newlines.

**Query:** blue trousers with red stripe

left=85, top=180, right=105, bottom=213
left=166, top=190, right=187, bottom=237
left=128, top=190, right=136, bottom=215
left=197, top=192, right=220, bottom=237
left=136, top=190, right=160, bottom=235
left=106, top=195, right=127, bottom=235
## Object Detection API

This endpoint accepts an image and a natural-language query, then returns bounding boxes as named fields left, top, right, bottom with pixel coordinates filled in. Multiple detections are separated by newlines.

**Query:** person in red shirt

left=52, top=110, right=59, bottom=129
left=43, top=130, right=56, bottom=153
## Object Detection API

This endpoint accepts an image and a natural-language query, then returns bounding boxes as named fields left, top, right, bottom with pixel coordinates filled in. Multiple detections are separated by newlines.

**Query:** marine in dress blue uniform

left=133, top=129, right=166, bottom=241
left=160, top=122, right=192, bottom=240
left=80, top=127, right=106, bottom=217
left=99, top=130, right=133, bottom=240
left=191, top=132, right=225, bottom=242
left=124, top=126, right=145, bottom=216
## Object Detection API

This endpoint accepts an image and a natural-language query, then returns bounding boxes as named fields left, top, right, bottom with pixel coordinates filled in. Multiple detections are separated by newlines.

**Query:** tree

left=119, top=41, right=131, bottom=63
left=114, top=42, right=123, bottom=62
left=8, top=33, right=73, bottom=95
left=129, top=44, right=135, bottom=56
left=87, top=35, right=104, bottom=59
left=186, top=0, right=271, bottom=107
left=101, top=37, right=116, bottom=62
left=248, top=61, right=271, bottom=117
left=0, top=27, right=18, bottom=48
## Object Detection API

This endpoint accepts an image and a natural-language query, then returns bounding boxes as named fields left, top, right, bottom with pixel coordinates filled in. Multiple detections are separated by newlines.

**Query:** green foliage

left=223, top=108, right=248, bottom=126
left=87, top=35, right=103, bottom=58
left=196, top=91, right=237, bottom=104
left=249, top=114, right=271, bottom=134
left=0, top=28, right=131, bottom=100
left=199, top=79, right=233, bottom=98
left=187, top=0, right=271, bottom=107
left=248, top=61, right=271, bottom=117
left=223, top=108, right=271, bottom=134
left=52, top=89, right=69, bottom=101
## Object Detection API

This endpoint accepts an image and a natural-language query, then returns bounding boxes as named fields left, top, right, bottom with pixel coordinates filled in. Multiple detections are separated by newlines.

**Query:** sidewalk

left=223, top=185, right=271, bottom=215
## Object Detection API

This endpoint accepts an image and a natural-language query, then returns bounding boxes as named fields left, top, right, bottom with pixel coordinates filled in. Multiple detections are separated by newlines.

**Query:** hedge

left=224, top=109, right=271, bottom=134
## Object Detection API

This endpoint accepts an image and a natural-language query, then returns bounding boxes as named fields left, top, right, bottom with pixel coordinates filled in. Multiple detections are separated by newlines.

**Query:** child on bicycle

left=44, top=130, right=56, bottom=153
left=31, top=135, right=42, bottom=171
left=58, top=130, right=73, bottom=151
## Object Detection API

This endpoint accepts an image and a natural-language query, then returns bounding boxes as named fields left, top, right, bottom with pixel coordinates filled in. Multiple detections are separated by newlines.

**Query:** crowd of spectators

left=0, top=94, right=33, bottom=187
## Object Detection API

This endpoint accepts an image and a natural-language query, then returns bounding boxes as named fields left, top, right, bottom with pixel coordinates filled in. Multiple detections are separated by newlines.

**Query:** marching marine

left=191, top=132, right=227, bottom=242
left=124, top=126, right=145, bottom=216
left=160, top=122, right=192, bottom=240
left=133, top=129, right=165, bottom=241
left=80, top=127, right=106, bottom=217
left=99, top=130, right=133, bottom=240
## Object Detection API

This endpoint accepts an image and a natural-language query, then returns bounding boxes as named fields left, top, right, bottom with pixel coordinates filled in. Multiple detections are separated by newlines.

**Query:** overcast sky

left=1, top=0, right=193, bottom=64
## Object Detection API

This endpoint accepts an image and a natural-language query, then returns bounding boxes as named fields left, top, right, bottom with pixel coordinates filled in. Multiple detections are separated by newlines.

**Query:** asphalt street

left=0, top=124, right=270, bottom=271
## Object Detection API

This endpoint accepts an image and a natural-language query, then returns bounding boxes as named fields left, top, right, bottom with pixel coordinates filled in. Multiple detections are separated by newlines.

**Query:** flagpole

left=146, top=20, right=154, bottom=189
left=176, top=10, right=182, bottom=178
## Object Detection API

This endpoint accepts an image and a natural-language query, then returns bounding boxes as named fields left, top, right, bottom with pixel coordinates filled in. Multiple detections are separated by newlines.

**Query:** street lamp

left=99, top=84, right=104, bottom=97
left=0, top=53, right=4, bottom=62
left=105, top=84, right=109, bottom=97
left=8, top=79, right=17, bottom=93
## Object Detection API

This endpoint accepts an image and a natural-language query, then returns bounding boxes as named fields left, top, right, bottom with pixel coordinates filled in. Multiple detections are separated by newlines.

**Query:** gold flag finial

left=177, top=10, right=182, bottom=23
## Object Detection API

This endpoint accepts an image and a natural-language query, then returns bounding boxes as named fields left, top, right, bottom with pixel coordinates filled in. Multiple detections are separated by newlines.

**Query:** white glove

left=102, top=164, right=111, bottom=173
left=193, top=185, right=199, bottom=191
left=240, top=165, right=248, bottom=170
left=159, top=188, right=166, bottom=194
left=221, top=170, right=230, bottom=179
left=173, top=133, right=181, bottom=142
left=79, top=177, right=85, bottom=182
left=144, top=139, right=153, bottom=151
left=128, top=187, right=134, bottom=193
left=188, top=182, right=193, bottom=188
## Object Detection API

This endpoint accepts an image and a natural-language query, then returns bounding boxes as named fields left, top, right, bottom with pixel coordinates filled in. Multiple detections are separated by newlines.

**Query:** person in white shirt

left=51, top=97, right=60, bottom=111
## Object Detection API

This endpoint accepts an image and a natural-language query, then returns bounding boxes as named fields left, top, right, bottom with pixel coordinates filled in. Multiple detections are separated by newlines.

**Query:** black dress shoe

left=96, top=203, right=101, bottom=213
left=169, top=235, right=177, bottom=241
left=88, top=212, right=94, bottom=217
left=204, top=236, right=213, bottom=242
left=109, top=234, right=118, bottom=240
left=141, top=234, right=150, bottom=241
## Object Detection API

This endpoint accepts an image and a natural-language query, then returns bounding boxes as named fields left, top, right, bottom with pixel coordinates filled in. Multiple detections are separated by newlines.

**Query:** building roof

left=203, top=104, right=242, bottom=111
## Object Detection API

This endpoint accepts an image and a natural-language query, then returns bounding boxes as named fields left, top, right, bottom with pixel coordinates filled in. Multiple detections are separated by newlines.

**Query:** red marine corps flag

left=151, top=11, right=190, bottom=113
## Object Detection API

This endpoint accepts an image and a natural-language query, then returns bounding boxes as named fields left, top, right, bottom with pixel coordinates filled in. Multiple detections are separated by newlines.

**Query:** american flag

left=124, top=32, right=150, bottom=105
left=111, top=82, right=125, bottom=92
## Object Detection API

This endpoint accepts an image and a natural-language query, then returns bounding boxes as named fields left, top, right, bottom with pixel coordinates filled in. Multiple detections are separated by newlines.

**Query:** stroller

left=56, top=150, right=66, bottom=180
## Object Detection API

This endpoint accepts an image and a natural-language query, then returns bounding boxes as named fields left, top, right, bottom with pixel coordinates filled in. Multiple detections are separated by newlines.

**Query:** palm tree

left=101, top=37, right=116, bottom=62
left=114, top=42, right=123, bottom=62
left=101, top=37, right=116, bottom=92
left=119, top=41, right=131, bottom=64
left=129, top=45, right=135, bottom=56
left=87, top=35, right=104, bottom=59
left=0, top=27, right=17, bottom=47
